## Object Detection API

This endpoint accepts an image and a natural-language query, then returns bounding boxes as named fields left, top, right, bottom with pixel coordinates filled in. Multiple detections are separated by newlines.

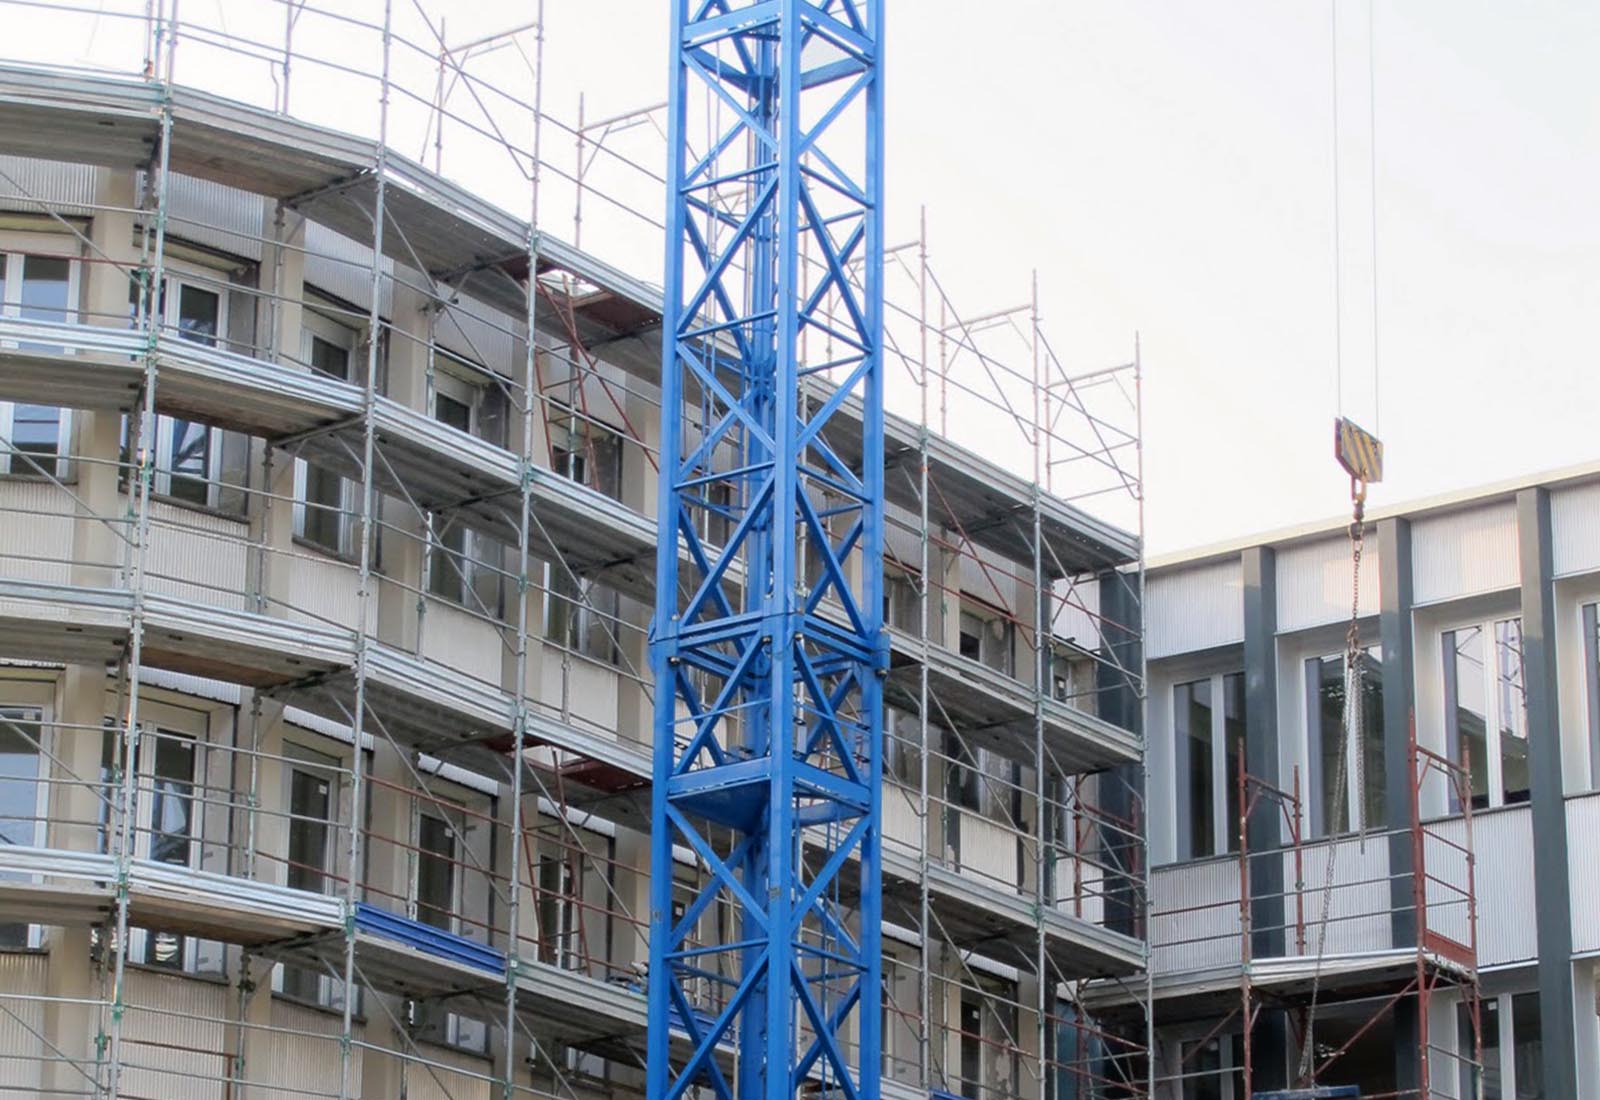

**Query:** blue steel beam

left=649, top=4, right=884, bottom=1100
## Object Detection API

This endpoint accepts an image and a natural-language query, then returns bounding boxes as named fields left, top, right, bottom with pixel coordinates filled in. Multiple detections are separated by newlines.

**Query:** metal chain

left=1297, top=491, right=1366, bottom=1084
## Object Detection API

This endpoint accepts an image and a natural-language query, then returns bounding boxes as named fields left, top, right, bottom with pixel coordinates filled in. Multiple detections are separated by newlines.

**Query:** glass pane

left=1176, top=678, right=1214, bottom=859
left=167, top=417, right=211, bottom=504
left=1316, top=654, right=1348, bottom=834
left=434, top=392, right=471, bottom=432
left=416, top=813, right=455, bottom=930
left=20, top=255, right=69, bottom=322
left=149, top=733, right=195, bottom=867
left=9, top=404, right=59, bottom=464
left=1360, top=644, right=1386, bottom=827
left=309, top=334, right=349, bottom=380
left=0, top=709, right=41, bottom=848
left=1181, top=1038, right=1223, bottom=1100
left=1222, top=673, right=1245, bottom=853
left=287, top=768, right=332, bottom=894
left=20, top=254, right=71, bottom=357
left=1458, top=997, right=1500, bottom=1099
left=176, top=284, right=220, bottom=346
left=1447, top=627, right=1490, bottom=809
left=1495, top=618, right=1529, bottom=805
left=1510, top=992, right=1542, bottom=1098
left=302, top=464, right=345, bottom=553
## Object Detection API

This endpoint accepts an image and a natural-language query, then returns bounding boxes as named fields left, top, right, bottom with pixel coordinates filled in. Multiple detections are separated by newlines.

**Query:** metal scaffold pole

left=338, top=4, right=392, bottom=1099
left=648, top=6, right=886, bottom=1100
left=104, top=3, right=177, bottom=1094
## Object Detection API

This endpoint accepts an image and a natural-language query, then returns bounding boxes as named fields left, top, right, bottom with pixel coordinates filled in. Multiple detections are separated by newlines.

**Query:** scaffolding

left=0, top=3, right=1149, bottom=1100
left=1128, top=721, right=1482, bottom=1099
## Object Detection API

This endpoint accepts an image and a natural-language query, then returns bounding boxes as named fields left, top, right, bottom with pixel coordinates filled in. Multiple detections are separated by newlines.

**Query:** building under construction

left=0, top=3, right=1593, bottom=1100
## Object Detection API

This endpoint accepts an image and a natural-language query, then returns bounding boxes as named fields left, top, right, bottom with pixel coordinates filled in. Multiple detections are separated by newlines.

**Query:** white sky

left=469, top=0, right=1600, bottom=555
left=24, top=1, right=1600, bottom=556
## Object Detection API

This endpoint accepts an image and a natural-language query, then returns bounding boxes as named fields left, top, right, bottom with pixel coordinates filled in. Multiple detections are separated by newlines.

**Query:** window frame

left=0, top=245, right=81, bottom=479
left=1442, top=615, right=1528, bottom=810
left=0, top=698, right=50, bottom=950
left=1304, top=643, right=1385, bottom=838
left=274, top=739, right=345, bottom=1006
left=1173, top=671, right=1246, bottom=860
left=292, top=310, right=360, bottom=558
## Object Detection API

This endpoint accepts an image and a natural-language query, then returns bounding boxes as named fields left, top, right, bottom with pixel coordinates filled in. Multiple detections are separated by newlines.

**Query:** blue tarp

left=352, top=902, right=506, bottom=975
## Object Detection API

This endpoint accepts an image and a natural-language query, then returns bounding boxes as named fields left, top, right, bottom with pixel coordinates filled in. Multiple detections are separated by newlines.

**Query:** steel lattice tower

left=648, top=5, right=885, bottom=1100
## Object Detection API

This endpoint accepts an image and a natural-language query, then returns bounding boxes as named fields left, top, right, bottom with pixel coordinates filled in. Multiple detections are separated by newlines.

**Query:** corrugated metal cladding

left=1275, top=535, right=1380, bottom=633
left=0, top=482, right=73, bottom=586
left=1053, top=575, right=1102, bottom=653
left=1147, top=559, right=1243, bottom=659
left=257, top=999, right=362, bottom=1097
left=0, top=156, right=99, bottom=216
left=305, top=219, right=395, bottom=316
left=0, top=952, right=46, bottom=1096
left=1286, top=837, right=1391, bottom=955
left=404, top=1046, right=493, bottom=1100
left=166, top=174, right=267, bottom=263
left=121, top=970, right=229, bottom=1100
left=1569, top=794, right=1600, bottom=955
left=1552, top=481, right=1600, bottom=578
left=1411, top=501, right=1518, bottom=606
left=1149, top=859, right=1240, bottom=972
left=1431, top=807, right=1536, bottom=967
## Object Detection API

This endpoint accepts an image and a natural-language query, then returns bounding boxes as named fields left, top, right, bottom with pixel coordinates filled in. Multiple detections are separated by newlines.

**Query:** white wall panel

left=0, top=156, right=98, bottom=214
left=420, top=600, right=504, bottom=686
left=1150, top=859, right=1240, bottom=972
left=167, top=174, right=266, bottom=261
left=1552, top=482, right=1600, bottom=578
left=1430, top=806, right=1536, bottom=967
left=1147, top=559, right=1242, bottom=659
left=0, top=481, right=73, bottom=585
left=0, top=952, right=46, bottom=1097
left=255, top=999, right=359, bottom=1098
left=882, top=782, right=923, bottom=858
left=121, top=971, right=228, bottom=1100
left=404, top=1043, right=493, bottom=1100
left=1411, top=502, right=1518, bottom=605
left=285, top=553, right=365, bottom=632
left=1287, top=836, right=1391, bottom=955
left=541, top=658, right=621, bottom=739
left=955, top=814, right=1017, bottom=889
left=143, top=502, right=250, bottom=611
left=1276, top=536, right=1379, bottom=633
left=1571, top=794, right=1600, bottom=955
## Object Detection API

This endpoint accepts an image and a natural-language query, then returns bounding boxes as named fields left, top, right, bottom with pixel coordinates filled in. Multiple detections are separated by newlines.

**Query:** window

left=1306, top=644, right=1385, bottom=836
left=433, top=355, right=508, bottom=448
left=1174, top=673, right=1245, bottom=860
left=1443, top=618, right=1528, bottom=809
left=1459, top=992, right=1542, bottom=1099
left=412, top=799, right=489, bottom=1052
left=0, top=707, right=44, bottom=949
left=884, top=707, right=922, bottom=786
left=550, top=405, right=623, bottom=500
left=1584, top=604, right=1599, bottom=790
left=294, top=313, right=358, bottom=556
left=280, top=744, right=340, bottom=1004
left=130, top=273, right=247, bottom=510
left=959, top=604, right=1014, bottom=677
left=99, top=724, right=206, bottom=969
left=884, top=568, right=920, bottom=632
left=1179, top=1035, right=1245, bottom=1099
left=545, top=565, right=621, bottom=665
left=959, top=977, right=1019, bottom=1100
left=0, top=252, right=78, bottom=477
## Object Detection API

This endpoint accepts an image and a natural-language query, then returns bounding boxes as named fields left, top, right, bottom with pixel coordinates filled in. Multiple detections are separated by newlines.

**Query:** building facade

left=1139, top=469, right=1600, bottom=1098
left=0, top=13, right=1149, bottom=1100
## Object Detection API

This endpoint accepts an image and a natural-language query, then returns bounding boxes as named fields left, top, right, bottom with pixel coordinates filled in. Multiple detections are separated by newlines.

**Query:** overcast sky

left=539, top=1, right=1600, bottom=556
left=33, top=1, right=1600, bottom=556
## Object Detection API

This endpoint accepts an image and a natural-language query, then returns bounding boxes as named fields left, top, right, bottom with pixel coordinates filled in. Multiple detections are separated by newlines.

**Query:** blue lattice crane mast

left=648, top=5, right=885, bottom=1100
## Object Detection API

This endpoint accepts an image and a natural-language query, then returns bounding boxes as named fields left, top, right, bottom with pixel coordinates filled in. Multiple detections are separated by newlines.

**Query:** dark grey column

left=1241, top=546, right=1289, bottom=1090
left=1096, top=568, right=1142, bottom=939
left=1517, top=487, right=1578, bottom=1098
left=1377, top=517, right=1420, bottom=1095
